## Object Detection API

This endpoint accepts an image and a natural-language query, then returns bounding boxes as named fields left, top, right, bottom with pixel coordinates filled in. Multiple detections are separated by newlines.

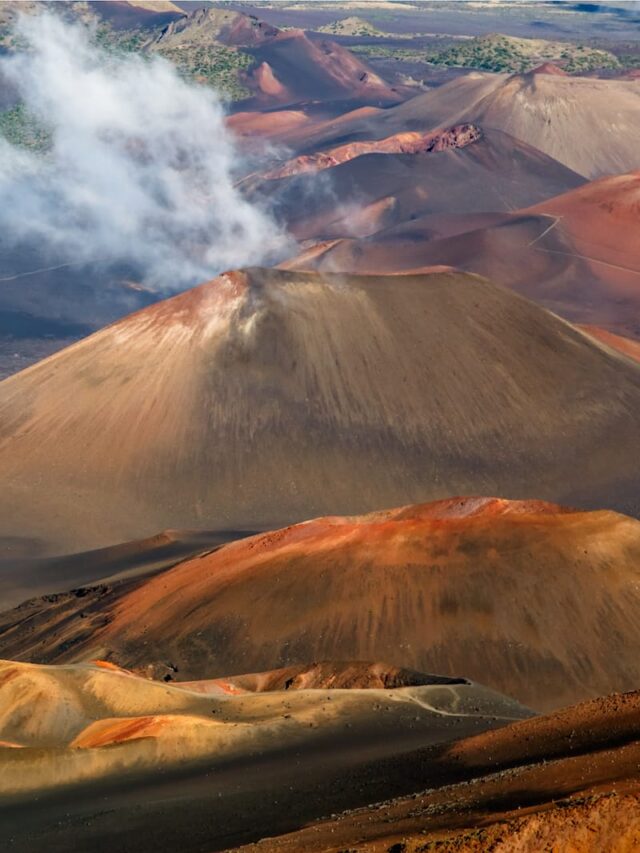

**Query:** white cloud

left=0, top=12, right=292, bottom=291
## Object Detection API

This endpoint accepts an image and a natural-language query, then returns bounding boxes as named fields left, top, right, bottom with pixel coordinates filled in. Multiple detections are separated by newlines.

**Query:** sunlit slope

left=0, top=658, right=530, bottom=795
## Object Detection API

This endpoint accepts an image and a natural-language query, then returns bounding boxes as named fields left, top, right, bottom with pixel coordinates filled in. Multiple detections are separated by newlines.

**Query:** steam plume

left=0, top=13, right=292, bottom=290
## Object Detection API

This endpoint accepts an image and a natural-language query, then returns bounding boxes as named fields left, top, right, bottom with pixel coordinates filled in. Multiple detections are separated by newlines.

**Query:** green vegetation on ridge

left=318, top=16, right=389, bottom=37
left=353, top=33, right=623, bottom=74
left=429, top=34, right=620, bottom=73
left=155, top=44, right=252, bottom=100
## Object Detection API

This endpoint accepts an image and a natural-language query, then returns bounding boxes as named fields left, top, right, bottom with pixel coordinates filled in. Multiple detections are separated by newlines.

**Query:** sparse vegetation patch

left=0, top=103, right=50, bottom=151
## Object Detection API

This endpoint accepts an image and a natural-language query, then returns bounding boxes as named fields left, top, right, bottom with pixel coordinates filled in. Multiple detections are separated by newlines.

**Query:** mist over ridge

left=0, top=11, right=292, bottom=292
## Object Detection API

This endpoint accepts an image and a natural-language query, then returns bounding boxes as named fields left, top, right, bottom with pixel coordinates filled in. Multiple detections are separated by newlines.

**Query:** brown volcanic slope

left=3, top=665, right=640, bottom=853
left=0, top=658, right=531, bottom=853
left=1, top=659, right=522, bottom=759
left=239, top=691, right=640, bottom=853
left=3, top=498, right=640, bottom=711
left=290, top=70, right=640, bottom=178
left=296, top=172, right=640, bottom=338
left=459, top=72, right=640, bottom=178
left=253, top=127, right=584, bottom=240
left=276, top=72, right=505, bottom=154
left=525, top=171, right=640, bottom=334
left=243, top=27, right=404, bottom=107
left=150, top=7, right=403, bottom=107
left=1, top=268, right=640, bottom=555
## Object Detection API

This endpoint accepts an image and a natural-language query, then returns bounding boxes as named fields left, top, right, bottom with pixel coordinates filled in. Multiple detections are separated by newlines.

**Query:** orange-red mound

left=227, top=110, right=310, bottom=140
left=3, top=496, right=640, bottom=711
left=529, top=62, right=569, bottom=76
left=262, top=124, right=482, bottom=179
left=579, top=326, right=640, bottom=363
left=71, top=716, right=171, bottom=748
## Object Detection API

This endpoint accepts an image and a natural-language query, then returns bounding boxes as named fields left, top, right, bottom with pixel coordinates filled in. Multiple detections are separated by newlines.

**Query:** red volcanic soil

left=265, top=105, right=385, bottom=151
left=70, top=715, right=171, bottom=749
left=257, top=127, right=584, bottom=240
left=226, top=110, right=311, bottom=140
left=249, top=61, right=291, bottom=99
left=3, top=497, right=640, bottom=711
left=528, top=62, right=569, bottom=76
left=261, top=124, right=482, bottom=179
left=580, top=325, right=640, bottom=363
left=525, top=172, right=640, bottom=334
left=238, top=691, right=640, bottom=853
left=527, top=171, right=640, bottom=272
left=294, top=171, right=640, bottom=338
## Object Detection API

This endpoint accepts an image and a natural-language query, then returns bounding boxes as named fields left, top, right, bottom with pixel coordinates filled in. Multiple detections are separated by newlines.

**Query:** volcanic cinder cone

left=317, top=71, right=640, bottom=178
left=0, top=267, right=639, bottom=556
left=4, top=497, right=640, bottom=711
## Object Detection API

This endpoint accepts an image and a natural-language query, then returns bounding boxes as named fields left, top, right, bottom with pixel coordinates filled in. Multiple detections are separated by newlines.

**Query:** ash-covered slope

left=246, top=690, right=640, bottom=853
left=4, top=498, right=640, bottom=711
left=0, top=267, right=639, bottom=556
